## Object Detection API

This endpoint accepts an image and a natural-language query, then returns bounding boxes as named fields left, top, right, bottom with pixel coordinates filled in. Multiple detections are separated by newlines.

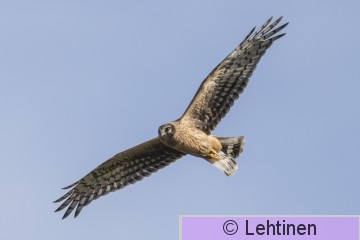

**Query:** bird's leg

left=207, top=149, right=219, bottom=160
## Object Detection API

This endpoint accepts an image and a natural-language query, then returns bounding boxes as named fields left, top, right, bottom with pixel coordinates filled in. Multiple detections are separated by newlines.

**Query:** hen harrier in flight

left=55, top=17, right=288, bottom=219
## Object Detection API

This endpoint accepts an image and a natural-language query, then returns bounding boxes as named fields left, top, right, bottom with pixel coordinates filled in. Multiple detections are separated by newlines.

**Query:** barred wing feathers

left=54, top=138, right=185, bottom=219
left=181, top=17, right=288, bottom=134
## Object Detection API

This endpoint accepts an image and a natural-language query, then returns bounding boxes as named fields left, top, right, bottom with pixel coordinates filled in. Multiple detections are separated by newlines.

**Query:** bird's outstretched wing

left=54, top=138, right=185, bottom=219
left=180, top=17, right=288, bottom=134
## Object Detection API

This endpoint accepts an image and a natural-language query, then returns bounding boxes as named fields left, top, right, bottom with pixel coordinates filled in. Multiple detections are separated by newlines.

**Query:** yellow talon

left=208, top=149, right=219, bottom=160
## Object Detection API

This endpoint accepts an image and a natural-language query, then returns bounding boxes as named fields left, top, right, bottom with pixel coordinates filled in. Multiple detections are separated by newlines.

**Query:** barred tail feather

left=217, top=136, right=245, bottom=159
left=212, top=136, right=245, bottom=176
left=212, top=152, right=238, bottom=176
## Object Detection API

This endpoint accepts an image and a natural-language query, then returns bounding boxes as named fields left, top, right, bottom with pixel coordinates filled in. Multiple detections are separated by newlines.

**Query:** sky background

left=1, top=1, right=359, bottom=239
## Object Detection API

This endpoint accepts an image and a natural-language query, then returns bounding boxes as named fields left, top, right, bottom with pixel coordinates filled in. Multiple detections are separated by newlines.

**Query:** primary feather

left=181, top=17, right=288, bottom=134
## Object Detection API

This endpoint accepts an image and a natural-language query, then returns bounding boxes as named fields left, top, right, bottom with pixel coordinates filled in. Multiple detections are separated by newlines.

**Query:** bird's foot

left=208, top=149, right=219, bottom=160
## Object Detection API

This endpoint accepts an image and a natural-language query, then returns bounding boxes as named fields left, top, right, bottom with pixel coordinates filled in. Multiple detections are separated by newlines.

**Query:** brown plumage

left=181, top=17, right=288, bottom=134
left=54, top=17, right=288, bottom=219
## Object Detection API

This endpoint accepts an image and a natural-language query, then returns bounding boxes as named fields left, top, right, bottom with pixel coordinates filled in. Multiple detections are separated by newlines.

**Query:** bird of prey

left=54, top=17, right=288, bottom=219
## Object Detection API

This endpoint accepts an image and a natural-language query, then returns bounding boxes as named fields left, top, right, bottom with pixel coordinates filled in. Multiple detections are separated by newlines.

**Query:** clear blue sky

left=1, top=1, right=359, bottom=239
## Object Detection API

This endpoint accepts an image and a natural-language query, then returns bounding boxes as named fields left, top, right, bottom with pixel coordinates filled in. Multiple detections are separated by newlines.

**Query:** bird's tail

left=210, top=136, right=245, bottom=176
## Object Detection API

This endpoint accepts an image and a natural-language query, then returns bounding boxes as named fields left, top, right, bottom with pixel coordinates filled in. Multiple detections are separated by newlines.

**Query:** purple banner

left=181, top=216, right=359, bottom=240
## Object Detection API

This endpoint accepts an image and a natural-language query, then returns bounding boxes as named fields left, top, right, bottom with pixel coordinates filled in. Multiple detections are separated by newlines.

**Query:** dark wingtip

left=53, top=189, right=74, bottom=203
left=62, top=181, right=78, bottom=190
left=240, top=26, right=256, bottom=45
left=249, top=26, right=256, bottom=35
left=62, top=208, right=73, bottom=219
left=264, top=16, right=274, bottom=27
left=262, top=19, right=289, bottom=40
left=74, top=210, right=80, bottom=218
left=74, top=204, right=84, bottom=218
left=272, top=33, right=287, bottom=41
left=54, top=205, right=63, bottom=212
left=271, top=16, right=283, bottom=28
left=281, top=22, right=289, bottom=28
left=53, top=197, right=64, bottom=203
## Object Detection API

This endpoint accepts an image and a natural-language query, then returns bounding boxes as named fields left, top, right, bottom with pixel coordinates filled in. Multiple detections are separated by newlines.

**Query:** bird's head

left=158, top=123, right=176, bottom=143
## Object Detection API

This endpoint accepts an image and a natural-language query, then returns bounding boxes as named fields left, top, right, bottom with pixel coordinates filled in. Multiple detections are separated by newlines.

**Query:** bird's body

left=159, top=121, right=221, bottom=159
left=55, top=17, right=288, bottom=219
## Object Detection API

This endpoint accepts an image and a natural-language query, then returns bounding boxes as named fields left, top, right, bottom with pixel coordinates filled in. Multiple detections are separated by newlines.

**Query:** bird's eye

left=164, top=126, right=171, bottom=133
